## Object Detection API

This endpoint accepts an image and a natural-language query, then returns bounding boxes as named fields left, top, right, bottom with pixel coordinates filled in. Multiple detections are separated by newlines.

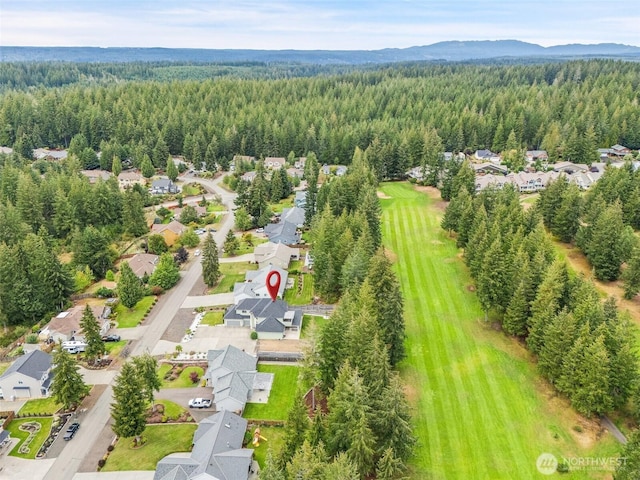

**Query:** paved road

left=44, top=175, right=237, bottom=480
left=601, top=415, right=627, bottom=444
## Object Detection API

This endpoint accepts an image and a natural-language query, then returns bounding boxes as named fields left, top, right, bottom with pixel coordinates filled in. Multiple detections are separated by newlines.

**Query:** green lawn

left=0, top=363, right=10, bottom=376
left=251, top=425, right=286, bottom=469
left=181, top=183, right=205, bottom=196
left=209, top=262, right=258, bottom=294
left=206, top=203, right=227, bottom=212
left=104, top=340, right=127, bottom=356
left=154, top=400, right=189, bottom=420
left=243, top=364, right=299, bottom=421
left=269, top=197, right=294, bottom=214
left=102, top=424, right=197, bottom=471
left=18, top=397, right=62, bottom=416
left=284, top=273, right=314, bottom=305
left=202, top=310, right=224, bottom=326
left=6, top=417, right=53, bottom=459
left=113, top=296, right=156, bottom=328
left=300, top=314, right=327, bottom=339
left=158, top=364, right=204, bottom=388
left=380, top=182, right=620, bottom=479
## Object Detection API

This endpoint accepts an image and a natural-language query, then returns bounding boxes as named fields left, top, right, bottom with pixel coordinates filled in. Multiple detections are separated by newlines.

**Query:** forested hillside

left=1, top=60, right=639, bottom=176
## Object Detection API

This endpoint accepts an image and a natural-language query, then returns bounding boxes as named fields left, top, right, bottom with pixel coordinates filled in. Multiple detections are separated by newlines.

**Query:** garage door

left=13, top=386, right=31, bottom=398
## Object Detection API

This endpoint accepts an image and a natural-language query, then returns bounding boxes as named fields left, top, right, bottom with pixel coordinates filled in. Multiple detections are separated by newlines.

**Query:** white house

left=233, top=265, right=289, bottom=304
left=253, top=242, right=300, bottom=269
left=0, top=350, right=53, bottom=400
left=264, top=157, right=286, bottom=170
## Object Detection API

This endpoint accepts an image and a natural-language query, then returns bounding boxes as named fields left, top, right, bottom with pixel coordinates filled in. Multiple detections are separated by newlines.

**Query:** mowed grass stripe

left=379, top=182, right=619, bottom=479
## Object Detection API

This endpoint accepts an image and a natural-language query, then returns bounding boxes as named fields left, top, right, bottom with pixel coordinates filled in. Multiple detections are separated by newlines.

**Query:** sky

left=1, top=0, right=638, bottom=50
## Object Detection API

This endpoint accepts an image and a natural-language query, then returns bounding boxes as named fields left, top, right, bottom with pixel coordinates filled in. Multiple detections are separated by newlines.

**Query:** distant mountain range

left=1, top=41, right=640, bottom=64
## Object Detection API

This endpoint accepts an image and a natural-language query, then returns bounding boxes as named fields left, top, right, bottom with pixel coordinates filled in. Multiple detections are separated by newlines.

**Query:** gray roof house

left=224, top=298, right=303, bottom=340
left=264, top=220, right=300, bottom=245
left=253, top=242, right=300, bottom=270
left=280, top=207, right=305, bottom=227
left=150, top=178, right=179, bottom=195
left=154, top=410, right=254, bottom=480
left=204, top=345, right=274, bottom=414
left=234, top=265, right=288, bottom=304
left=474, top=149, right=501, bottom=163
left=0, top=350, right=53, bottom=400
left=294, top=191, right=307, bottom=208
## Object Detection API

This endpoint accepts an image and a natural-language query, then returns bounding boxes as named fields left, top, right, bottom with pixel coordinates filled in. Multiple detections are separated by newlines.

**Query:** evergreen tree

left=51, top=344, right=88, bottom=410
left=622, top=248, right=640, bottom=300
left=122, top=190, right=148, bottom=237
left=72, top=225, right=115, bottom=279
left=141, top=155, right=155, bottom=178
left=149, top=252, right=180, bottom=290
left=234, top=207, right=253, bottom=231
left=449, top=160, right=475, bottom=201
left=502, top=280, right=530, bottom=337
left=279, top=391, right=310, bottom=468
left=111, top=360, right=147, bottom=446
left=80, top=305, right=104, bottom=365
left=260, top=450, right=285, bottom=480
left=615, top=428, right=640, bottom=480
left=346, top=409, right=376, bottom=478
left=551, top=183, right=582, bottom=243
left=147, top=234, right=168, bottom=255
left=132, top=353, right=162, bottom=410
left=201, top=233, right=221, bottom=287
left=358, top=186, right=382, bottom=250
left=537, top=310, right=578, bottom=383
left=307, top=407, right=326, bottom=447
left=112, top=155, right=122, bottom=178
left=376, top=447, right=406, bottom=480
left=166, top=157, right=178, bottom=182
left=223, top=230, right=240, bottom=256
left=118, top=262, right=144, bottom=309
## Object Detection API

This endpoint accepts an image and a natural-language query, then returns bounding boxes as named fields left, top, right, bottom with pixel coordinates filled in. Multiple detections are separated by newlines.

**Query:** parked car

left=188, top=398, right=212, bottom=409
left=101, top=334, right=121, bottom=342
left=63, top=422, right=80, bottom=441
left=256, top=228, right=264, bottom=233
left=194, top=249, right=201, bottom=256
left=194, top=229, right=206, bottom=235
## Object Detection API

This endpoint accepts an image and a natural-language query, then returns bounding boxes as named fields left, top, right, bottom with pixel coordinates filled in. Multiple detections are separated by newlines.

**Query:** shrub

left=105, top=270, right=115, bottom=281
left=150, top=286, right=164, bottom=295
left=556, top=462, right=569, bottom=473
left=107, top=445, right=114, bottom=452
left=98, top=459, right=105, bottom=468
left=189, top=371, right=200, bottom=384
left=96, top=287, right=115, bottom=298
left=572, top=425, right=583, bottom=433
left=161, top=415, right=168, bottom=423
left=25, top=333, right=39, bottom=344
left=250, top=331, right=258, bottom=340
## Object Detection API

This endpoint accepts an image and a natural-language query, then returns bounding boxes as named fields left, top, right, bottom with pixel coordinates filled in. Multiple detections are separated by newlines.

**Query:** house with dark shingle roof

left=151, top=177, right=179, bottom=195
left=233, top=265, right=289, bottom=303
left=0, top=350, right=53, bottom=400
left=154, top=410, right=254, bottom=480
left=224, top=298, right=302, bottom=340
left=264, top=220, right=300, bottom=245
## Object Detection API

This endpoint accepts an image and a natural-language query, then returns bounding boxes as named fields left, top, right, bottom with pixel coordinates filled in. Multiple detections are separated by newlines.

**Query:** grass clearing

left=158, top=365, right=204, bottom=388
left=18, top=398, right=62, bottom=416
left=6, top=417, right=53, bottom=459
left=154, top=400, right=188, bottom=420
left=113, top=296, right=156, bottom=328
left=243, top=364, right=299, bottom=421
left=380, top=182, right=620, bottom=479
left=102, top=424, right=197, bottom=471
left=300, top=315, right=327, bottom=339
left=104, top=340, right=127, bottom=356
left=209, top=262, right=258, bottom=294
left=284, top=273, right=314, bottom=305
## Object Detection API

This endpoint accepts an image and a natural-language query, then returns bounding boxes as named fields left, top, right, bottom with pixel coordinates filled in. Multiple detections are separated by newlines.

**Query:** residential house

left=570, top=170, right=604, bottom=190
left=321, top=164, right=331, bottom=175
left=253, top=242, right=300, bottom=269
left=80, top=169, right=112, bottom=184
left=407, top=166, right=425, bottom=181
left=294, top=157, right=307, bottom=169
left=224, top=298, right=303, bottom=340
left=234, top=265, right=289, bottom=303
left=240, top=171, right=257, bottom=183
left=0, top=350, right=53, bottom=400
left=0, top=146, right=13, bottom=155
left=551, top=161, right=588, bottom=174
left=444, top=152, right=466, bottom=162
left=473, top=162, right=508, bottom=175
left=154, top=410, right=254, bottom=480
left=203, top=345, right=274, bottom=414
left=474, top=149, right=501, bottom=163
left=126, top=253, right=159, bottom=278
left=525, top=150, right=549, bottom=164
left=264, top=219, right=301, bottom=245
left=280, top=207, right=305, bottom=228
left=40, top=304, right=112, bottom=343
left=286, top=167, right=304, bottom=178
left=475, top=174, right=513, bottom=192
left=33, top=148, right=68, bottom=161
left=336, top=165, right=348, bottom=176
left=505, top=171, right=561, bottom=193
left=264, top=157, right=286, bottom=170
left=294, top=190, right=307, bottom=208
left=150, top=178, right=178, bottom=195
left=150, top=220, right=185, bottom=246
left=117, top=170, right=145, bottom=190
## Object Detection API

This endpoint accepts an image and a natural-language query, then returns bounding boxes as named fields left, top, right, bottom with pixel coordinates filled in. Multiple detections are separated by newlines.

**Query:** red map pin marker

left=266, top=270, right=281, bottom=302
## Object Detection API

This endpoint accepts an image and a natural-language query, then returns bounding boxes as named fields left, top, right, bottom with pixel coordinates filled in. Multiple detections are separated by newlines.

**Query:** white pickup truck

left=61, top=341, right=87, bottom=354
left=188, top=398, right=212, bottom=409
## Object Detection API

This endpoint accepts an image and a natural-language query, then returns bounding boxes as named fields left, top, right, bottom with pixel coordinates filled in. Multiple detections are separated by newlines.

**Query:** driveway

left=181, top=293, right=234, bottom=309
left=156, top=387, right=215, bottom=422
left=0, top=452, right=55, bottom=480
left=152, top=325, right=256, bottom=357
left=219, top=253, right=254, bottom=263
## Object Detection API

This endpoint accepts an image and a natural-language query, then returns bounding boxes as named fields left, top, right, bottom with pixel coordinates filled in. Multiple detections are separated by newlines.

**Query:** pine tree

left=112, top=155, right=122, bottom=177
left=223, top=230, right=239, bottom=256
left=373, top=374, right=415, bottom=463
left=141, top=154, right=155, bottom=179
left=118, top=262, right=144, bottom=309
left=551, top=183, right=582, bottom=243
left=622, top=248, right=640, bottom=300
left=166, top=157, right=178, bottom=182
left=260, top=450, right=285, bottom=480
left=346, top=410, right=376, bottom=478
left=307, top=407, right=326, bottom=447
left=376, top=447, right=406, bottom=480
left=51, top=344, right=88, bottom=410
left=111, top=361, right=147, bottom=445
left=279, top=391, right=310, bottom=468
left=80, top=305, right=104, bottom=365
left=502, top=280, right=530, bottom=337
left=615, top=428, right=640, bottom=480
left=358, top=186, right=382, bottom=250
left=122, top=190, right=148, bottom=237
left=583, top=201, right=628, bottom=281
left=201, top=233, right=220, bottom=287
left=537, top=310, right=578, bottom=384
left=132, top=353, right=161, bottom=410
left=149, top=252, right=180, bottom=290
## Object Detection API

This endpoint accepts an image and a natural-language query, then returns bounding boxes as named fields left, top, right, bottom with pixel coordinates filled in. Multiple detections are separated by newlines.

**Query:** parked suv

left=188, top=398, right=212, bottom=409
left=63, top=422, right=80, bottom=441
left=101, top=334, right=121, bottom=342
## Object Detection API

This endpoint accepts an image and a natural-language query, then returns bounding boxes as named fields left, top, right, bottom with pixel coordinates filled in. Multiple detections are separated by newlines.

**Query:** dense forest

left=1, top=60, right=640, bottom=176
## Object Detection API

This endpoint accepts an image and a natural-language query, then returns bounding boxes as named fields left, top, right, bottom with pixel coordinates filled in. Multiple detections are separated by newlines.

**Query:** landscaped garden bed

left=157, top=363, right=206, bottom=388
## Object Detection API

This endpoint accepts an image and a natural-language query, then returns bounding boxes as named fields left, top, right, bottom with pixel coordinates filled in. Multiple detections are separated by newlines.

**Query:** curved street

left=42, top=174, right=237, bottom=480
